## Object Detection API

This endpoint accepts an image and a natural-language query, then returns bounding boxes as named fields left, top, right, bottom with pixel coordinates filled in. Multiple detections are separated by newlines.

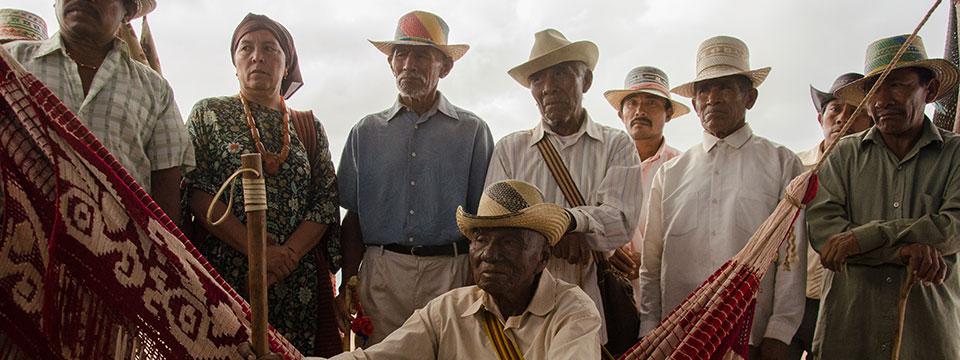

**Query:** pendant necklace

left=239, top=93, right=290, bottom=175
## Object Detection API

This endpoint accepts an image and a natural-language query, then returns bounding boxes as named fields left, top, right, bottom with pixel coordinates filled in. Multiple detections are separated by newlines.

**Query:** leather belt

left=381, top=239, right=470, bottom=257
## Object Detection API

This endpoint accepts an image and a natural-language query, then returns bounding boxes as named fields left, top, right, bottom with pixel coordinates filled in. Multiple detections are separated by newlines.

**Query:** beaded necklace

left=64, top=48, right=101, bottom=70
left=239, top=92, right=290, bottom=175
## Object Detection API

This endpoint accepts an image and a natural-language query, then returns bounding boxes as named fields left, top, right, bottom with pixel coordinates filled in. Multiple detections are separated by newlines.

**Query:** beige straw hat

left=603, top=66, right=690, bottom=119
left=508, top=29, right=598, bottom=88
left=130, top=0, right=156, bottom=20
left=671, top=35, right=771, bottom=98
left=456, top=180, right=570, bottom=246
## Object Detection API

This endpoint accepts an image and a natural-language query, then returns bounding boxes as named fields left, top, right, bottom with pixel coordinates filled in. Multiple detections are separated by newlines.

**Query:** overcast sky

left=7, top=0, right=954, bottom=163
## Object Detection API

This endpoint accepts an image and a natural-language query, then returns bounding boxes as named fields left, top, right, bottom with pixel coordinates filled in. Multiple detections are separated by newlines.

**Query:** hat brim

left=834, top=59, right=960, bottom=106
left=456, top=203, right=570, bottom=246
left=670, top=67, right=771, bottom=98
left=369, top=40, right=469, bottom=62
left=810, top=85, right=835, bottom=114
left=602, top=89, right=691, bottom=119
left=130, top=0, right=156, bottom=19
left=508, top=41, right=598, bottom=88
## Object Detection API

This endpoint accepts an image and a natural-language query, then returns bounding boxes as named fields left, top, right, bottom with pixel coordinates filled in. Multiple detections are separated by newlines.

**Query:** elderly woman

left=182, top=13, right=341, bottom=356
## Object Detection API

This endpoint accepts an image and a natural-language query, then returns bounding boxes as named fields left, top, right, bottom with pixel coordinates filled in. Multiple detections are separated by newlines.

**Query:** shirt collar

left=861, top=116, right=943, bottom=151
left=34, top=31, right=128, bottom=60
left=384, top=91, right=459, bottom=122
left=461, top=269, right=559, bottom=319
left=642, top=138, right=671, bottom=166
left=528, top=110, right=604, bottom=148
left=701, top=123, right=753, bottom=152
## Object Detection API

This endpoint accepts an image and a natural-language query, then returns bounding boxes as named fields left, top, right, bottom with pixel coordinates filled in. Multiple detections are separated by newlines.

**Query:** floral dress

left=182, top=95, right=340, bottom=356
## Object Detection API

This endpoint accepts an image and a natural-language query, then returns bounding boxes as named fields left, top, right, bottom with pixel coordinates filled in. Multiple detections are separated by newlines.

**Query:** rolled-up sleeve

left=570, top=137, right=643, bottom=252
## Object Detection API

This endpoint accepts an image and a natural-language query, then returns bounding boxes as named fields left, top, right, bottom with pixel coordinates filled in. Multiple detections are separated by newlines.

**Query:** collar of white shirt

left=701, top=122, right=753, bottom=152
left=527, top=111, right=605, bottom=149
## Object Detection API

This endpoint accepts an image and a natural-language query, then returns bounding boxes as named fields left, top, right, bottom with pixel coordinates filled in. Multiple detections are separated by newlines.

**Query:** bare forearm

left=151, top=167, right=182, bottom=226
left=188, top=189, right=248, bottom=255
left=284, top=221, right=328, bottom=260
left=341, top=211, right=364, bottom=281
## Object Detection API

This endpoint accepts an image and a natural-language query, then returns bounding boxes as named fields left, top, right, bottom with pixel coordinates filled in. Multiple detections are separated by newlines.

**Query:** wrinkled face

left=390, top=45, right=450, bottom=100
left=529, top=61, right=592, bottom=131
left=819, top=99, right=873, bottom=144
left=864, top=68, right=939, bottom=137
left=692, top=75, right=757, bottom=138
left=469, top=227, right=550, bottom=296
left=56, top=0, right=133, bottom=42
left=619, top=92, right=673, bottom=141
left=234, top=30, right=286, bottom=95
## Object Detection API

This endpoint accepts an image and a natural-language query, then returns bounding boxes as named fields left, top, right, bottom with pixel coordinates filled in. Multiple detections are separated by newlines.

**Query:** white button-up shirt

left=638, top=124, right=806, bottom=345
left=485, top=112, right=643, bottom=343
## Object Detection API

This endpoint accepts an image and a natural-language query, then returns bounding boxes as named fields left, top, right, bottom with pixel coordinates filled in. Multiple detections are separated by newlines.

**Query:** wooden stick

left=891, top=263, right=917, bottom=360
left=241, top=153, right=269, bottom=357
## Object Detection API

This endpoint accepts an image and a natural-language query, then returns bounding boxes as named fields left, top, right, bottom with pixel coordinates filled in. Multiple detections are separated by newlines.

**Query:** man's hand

left=333, top=292, right=357, bottom=333
left=552, top=232, right=591, bottom=265
left=819, top=231, right=861, bottom=272
left=238, top=342, right=282, bottom=360
left=609, top=247, right=641, bottom=279
left=747, top=338, right=787, bottom=360
left=265, top=245, right=298, bottom=286
left=900, top=243, right=948, bottom=286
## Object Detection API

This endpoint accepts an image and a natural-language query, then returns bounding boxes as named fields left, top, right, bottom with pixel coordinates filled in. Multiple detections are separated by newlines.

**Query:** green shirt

left=807, top=118, right=960, bottom=359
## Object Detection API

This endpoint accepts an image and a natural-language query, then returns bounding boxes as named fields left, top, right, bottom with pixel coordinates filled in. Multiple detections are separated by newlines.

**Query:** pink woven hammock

left=0, top=47, right=301, bottom=359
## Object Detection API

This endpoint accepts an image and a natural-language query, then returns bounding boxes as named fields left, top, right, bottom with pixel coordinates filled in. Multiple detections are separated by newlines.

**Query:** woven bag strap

left=480, top=309, right=525, bottom=360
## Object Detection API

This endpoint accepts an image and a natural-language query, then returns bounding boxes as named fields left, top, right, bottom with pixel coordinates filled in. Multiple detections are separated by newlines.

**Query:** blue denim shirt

left=338, top=93, right=494, bottom=246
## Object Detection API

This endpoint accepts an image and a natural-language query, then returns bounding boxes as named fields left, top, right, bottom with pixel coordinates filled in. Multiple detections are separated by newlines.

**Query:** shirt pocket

left=663, top=191, right=703, bottom=237
left=734, top=192, right=778, bottom=238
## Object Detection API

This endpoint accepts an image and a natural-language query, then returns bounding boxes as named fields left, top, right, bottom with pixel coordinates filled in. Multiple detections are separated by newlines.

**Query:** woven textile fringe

left=0, top=46, right=301, bottom=359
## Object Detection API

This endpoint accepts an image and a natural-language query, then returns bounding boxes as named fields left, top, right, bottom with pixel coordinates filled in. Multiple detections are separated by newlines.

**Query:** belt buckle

left=410, top=245, right=424, bottom=256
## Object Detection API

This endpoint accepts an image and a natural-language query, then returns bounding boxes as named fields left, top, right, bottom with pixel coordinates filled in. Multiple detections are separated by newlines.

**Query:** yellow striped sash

left=481, top=309, right=524, bottom=360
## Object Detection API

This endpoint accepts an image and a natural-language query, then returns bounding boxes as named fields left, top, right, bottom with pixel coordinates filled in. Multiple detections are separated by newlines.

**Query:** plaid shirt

left=3, top=32, right=194, bottom=192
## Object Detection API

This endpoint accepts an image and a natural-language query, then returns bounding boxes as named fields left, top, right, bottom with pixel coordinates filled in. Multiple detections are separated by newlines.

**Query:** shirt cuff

left=762, top=319, right=798, bottom=345
left=851, top=223, right=885, bottom=253
left=568, top=207, right=589, bottom=233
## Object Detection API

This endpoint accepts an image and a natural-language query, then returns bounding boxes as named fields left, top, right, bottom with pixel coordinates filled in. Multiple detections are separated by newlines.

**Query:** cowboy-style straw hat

left=671, top=35, right=771, bottom=99
left=508, top=29, right=598, bottom=88
left=0, top=9, right=47, bottom=43
left=810, top=72, right=864, bottom=114
left=369, top=10, right=469, bottom=62
left=603, top=66, right=690, bottom=119
left=835, top=35, right=960, bottom=105
left=457, top=180, right=571, bottom=246
left=129, top=0, right=156, bottom=20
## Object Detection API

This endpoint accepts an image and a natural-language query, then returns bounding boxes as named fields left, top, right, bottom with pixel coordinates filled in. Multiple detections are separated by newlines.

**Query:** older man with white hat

left=484, top=28, right=643, bottom=353
left=638, top=35, right=806, bottom=360
left=3, top=0, right=193, bottom=225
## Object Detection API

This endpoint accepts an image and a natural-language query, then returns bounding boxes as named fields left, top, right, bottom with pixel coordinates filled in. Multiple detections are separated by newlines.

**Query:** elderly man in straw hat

left=807, top=34, right=960, bottom=359
left=243, top=180, right=602, bottom=360
left=335, top=10, right=494, bottom=345
left=602, top=66, right=688, bottom=301
left=485, top=29, right=643, bottom=347
left=638, top=35, right=806, bottom=360
left=2, top=0, right=193, bottom=225
left=787, top=72, right=872, bottom=359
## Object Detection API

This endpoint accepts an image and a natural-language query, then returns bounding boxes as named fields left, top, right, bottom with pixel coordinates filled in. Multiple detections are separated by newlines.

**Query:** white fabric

left=638, top=124, right=807, bottom=345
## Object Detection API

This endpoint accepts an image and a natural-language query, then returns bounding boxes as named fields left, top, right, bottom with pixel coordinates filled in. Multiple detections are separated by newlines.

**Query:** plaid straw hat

left=369, top=10, right=469, bottom=61
left=0, top=9, right=47, bottom=43
left=835, top=35, right=960, bottom=104
left=457, top=180, right=571, bottom=246
left=508, top=29, right=598, bottom=88
left=671, top=35, right=771, bottom=98
left=810, top=72, right=864, bottom=114
left=603, top=66, right=690, bottom=119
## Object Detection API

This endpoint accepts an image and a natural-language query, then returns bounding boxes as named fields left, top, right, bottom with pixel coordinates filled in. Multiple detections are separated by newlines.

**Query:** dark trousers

left=787, top=297, right=820, bottom=360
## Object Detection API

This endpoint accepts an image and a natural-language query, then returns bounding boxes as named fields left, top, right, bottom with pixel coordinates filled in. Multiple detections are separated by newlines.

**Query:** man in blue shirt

left=334, top=10, right=494, bottom=346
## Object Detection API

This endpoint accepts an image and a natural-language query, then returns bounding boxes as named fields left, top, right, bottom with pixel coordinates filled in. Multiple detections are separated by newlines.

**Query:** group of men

left=3, top=1, right=959, bottom=359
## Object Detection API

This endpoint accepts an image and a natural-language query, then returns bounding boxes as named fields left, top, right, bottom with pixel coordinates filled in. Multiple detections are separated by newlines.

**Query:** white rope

left=206, top=168, right=263, bottom=226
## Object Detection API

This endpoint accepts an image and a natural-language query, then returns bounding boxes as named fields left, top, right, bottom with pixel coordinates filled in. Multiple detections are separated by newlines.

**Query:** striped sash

left=480, top=309, right=525, bottom=360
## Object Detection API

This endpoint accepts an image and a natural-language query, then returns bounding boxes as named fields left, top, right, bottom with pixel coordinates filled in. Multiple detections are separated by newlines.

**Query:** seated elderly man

left=243, top=179, right=602, bottom=360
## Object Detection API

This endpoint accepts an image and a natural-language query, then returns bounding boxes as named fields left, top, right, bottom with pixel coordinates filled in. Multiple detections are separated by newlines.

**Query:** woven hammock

left=0, top=46, right=301, bottom=359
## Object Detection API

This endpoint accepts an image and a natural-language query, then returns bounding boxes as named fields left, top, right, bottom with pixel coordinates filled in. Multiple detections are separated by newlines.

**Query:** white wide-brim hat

left=508, top=29, right=598, bottom=88
left=671, top=35, right=770, bottom=99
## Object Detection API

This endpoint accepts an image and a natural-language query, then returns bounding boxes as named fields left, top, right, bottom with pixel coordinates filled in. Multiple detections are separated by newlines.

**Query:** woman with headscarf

left=182, top=13, right=341, bottom=356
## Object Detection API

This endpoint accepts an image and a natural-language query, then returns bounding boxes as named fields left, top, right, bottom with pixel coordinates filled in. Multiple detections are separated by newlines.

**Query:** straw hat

left=457, top=180, right=571, bottom=246
left=508, top=29, right=598, bottom=88
left=129, top=0, right=156, bottom=20
left=369, top=10, right=469, bottom=61
left=671, top=35, right=771, bottom=98
left=0, top=9, right=47, bottom=43
left=835, top=35, right=960, bottom=105
left=603, top=66, right=690, bottom=119
left=810, top=73, right=864, bottom=114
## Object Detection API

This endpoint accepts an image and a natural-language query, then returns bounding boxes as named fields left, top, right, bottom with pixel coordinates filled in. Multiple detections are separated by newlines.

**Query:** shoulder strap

left=480, top=309, right=525, bottom=360
left=289, top=109, right=318, bottom=169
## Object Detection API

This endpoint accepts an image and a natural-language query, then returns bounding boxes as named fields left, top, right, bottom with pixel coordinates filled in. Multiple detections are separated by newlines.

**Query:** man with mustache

left=335, top=11, right=494, bottom=345
left=602, top=66, right=689, bottom=306
left=484, top=29, right=643, bottom=347
left=807, top=35, right=960, bottom=359
left=787, top=72, right=872, bottom=359
left=638, top=36, right=806, bottom=360
left=2, top=0, right=193, bottom=224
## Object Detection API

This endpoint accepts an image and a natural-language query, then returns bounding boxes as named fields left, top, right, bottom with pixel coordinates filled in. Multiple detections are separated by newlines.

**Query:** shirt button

left=713, top=170, right=720, bottom=175
left=410, top=181, right=416, bottom=186
left=409, top=237, right=414, bottom=242
left=886, top=276, right=893, bottom=283
left=411, top=152, right=417, bottom=157
left=881, top=344, right=888, bottom=351
left=409, top=210, right=415, bottom=215
left=414, top=124, right=419, bottom=129
left=893, top=201, right=901, bottom=208
left=712, top=199, right=718, bottom=204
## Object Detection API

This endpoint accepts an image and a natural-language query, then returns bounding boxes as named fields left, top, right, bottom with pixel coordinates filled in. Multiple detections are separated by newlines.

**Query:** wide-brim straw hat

left=603, top=66, right=690, bottom=119
left=0, top=9, right=47, bottom=42
left=130, top=0, right=156, bottom=20
left=810, top=72, right=864, bottom=114
left=671, top=35, right=771, bottom=98
left=508, top=29, right=598, bottom=88
left=457, top=180, right=571, bottom=246
left=369, top=10, right=469, bottom=62
left=835, top=34, right=960, bottom=105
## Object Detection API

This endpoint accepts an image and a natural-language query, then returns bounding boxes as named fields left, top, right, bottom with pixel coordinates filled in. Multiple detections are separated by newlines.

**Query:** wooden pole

left=891, top=263, right=917, bottom=360
left=241, top=153, right=269, bottom=357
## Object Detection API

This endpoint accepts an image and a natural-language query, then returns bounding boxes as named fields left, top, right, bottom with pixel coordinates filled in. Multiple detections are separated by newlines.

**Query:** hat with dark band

left=604, top=66, right=690, bottom=119
left=672, top=35, right=771, bottom=98
left=810, top=72, right=864, bottom=114
left=457, top=180, right=570, bottom=246
left=369, top=11, right=469, bottom=61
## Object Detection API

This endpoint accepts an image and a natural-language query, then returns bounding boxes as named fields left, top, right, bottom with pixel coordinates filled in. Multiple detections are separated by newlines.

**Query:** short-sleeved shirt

left=337, top=93, right=494, bottom=246
left=3, top=32, right=194, bottom=192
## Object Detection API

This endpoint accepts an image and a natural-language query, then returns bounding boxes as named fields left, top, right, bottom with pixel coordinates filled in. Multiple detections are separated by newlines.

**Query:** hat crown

left=624, top=66, right=671, bottom=98
left=0, top=8, right=48, bottom=42
left=864, top=35, right=928, bottom=76
left=476, top=180, right=547, bottom=217
left=528, top=29, right=575, bottom=60
left=696, top=35, right=752, bottom=77
left=393, top=10, right=450, bottom=46
left=828, top=72, right=864, bottom=94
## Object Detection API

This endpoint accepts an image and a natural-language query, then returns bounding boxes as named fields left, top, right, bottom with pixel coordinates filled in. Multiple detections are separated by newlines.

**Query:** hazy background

left=7, top=0, right=953, bottom=163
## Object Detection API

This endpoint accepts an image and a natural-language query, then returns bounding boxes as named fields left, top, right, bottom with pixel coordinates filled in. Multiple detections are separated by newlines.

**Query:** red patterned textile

left=0, top=48, right=301, bottom=359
